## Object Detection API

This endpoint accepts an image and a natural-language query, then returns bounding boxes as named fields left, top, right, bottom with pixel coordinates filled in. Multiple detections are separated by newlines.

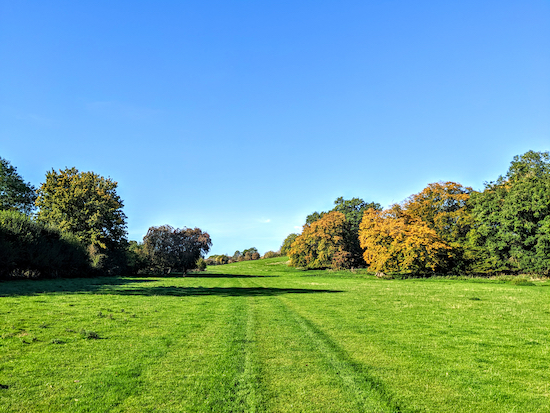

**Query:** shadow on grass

left=182, top=273, right=276, bottom=278
left=0, top=277, right=342, bottom=298
left=99, top=286, right=344, bottom=297
left=0, top=277, right=156, bottom=297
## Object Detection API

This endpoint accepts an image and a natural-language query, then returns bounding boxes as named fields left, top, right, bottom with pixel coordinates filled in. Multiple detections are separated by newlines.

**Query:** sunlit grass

left=0, top=258, right=548, bottom=412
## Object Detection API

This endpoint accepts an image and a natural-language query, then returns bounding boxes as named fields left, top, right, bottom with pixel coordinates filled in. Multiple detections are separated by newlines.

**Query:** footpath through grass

left=1, top=257, right=549, bottom=412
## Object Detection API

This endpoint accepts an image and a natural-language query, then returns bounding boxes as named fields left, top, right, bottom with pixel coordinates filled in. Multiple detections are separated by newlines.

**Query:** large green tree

left=470, top=151, right=550, bottom=273
left=143, top=225, right=212, bottom=274
left=0, top=157, right=36, bottom=215
left=35, top=167, right=127, bottom=249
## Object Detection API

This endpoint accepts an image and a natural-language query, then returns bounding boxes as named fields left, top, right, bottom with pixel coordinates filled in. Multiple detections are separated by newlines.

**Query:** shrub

left=0, top=210, right=91, bottom=279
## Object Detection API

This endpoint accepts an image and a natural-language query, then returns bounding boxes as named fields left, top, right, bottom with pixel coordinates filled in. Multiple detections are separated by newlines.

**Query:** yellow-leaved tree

left=359, top=205, right=450, bottom=273
left=289, top=211, right=358, bottom=269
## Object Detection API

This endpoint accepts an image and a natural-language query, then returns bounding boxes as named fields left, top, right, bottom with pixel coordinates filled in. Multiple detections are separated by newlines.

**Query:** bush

left=195, top=257, right=207, bottom=271
left=0, top=210, right=91, bottom=279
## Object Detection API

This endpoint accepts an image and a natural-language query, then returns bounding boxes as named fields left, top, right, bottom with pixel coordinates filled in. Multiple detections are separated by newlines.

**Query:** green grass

left=1, top=257, right=549, bottom=412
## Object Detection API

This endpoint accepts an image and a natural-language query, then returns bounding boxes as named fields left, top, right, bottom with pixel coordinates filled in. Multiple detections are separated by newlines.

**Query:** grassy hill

left=1, top=258, right=548, bottom=412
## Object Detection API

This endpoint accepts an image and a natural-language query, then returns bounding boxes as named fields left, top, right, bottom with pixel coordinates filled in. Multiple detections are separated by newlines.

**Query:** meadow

left=0, top=257, right=549, bottom=412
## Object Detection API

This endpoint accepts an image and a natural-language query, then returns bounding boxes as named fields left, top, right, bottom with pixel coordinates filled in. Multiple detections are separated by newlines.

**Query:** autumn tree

left=306, top=197, right=381, bottom=230
left=359, top=206, right=450, bottom=273
left=143, top=225, right=212, bottom=274
left=305, top=197, right=381, bottom=264
left=242, top=247, right=260, bottom=260
left=289, top=211, right=359, bottom=269
left=280, top=233, right=299, bottom=256
left=36, top=167, right=127, bottom=250
left=470, top=151, right=550, bottom=273
left=403, top=181, right=474, bottom=271
left=0, top=157, right=36, bottom=215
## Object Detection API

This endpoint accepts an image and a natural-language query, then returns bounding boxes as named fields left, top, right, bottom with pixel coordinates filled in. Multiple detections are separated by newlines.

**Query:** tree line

left=0, top=160, right=210, bottom=279
left=283, top=151, right=550, bottom=275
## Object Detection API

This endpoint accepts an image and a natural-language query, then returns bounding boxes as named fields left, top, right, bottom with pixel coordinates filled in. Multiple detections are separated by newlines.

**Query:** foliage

left=35, top=167, right=127, bottom=250
left=262, top=250, right=281, bottom=259
left=195, top=257, right=207, bottom=271
left=403, top=181, right=475, bottom=271
left=280, top=233, right=299, bottom=256
left=143, top=225, right=212, bottom=274
left=306, top=197, right=381, bottom=231
left=470, top=150, right=550, bottom=273
left=0, top=157, right=36, bottom=215
left=359, top=206, right=451, bottom=273
left=289, top=211, right=359, bottom=269
left=125, top=240, right=149, bottom=274
left=0, top=210, right=90, bottom=278
left=304, top=197, right=381, bottom=265
left=242, top=247, right=260, bottom=260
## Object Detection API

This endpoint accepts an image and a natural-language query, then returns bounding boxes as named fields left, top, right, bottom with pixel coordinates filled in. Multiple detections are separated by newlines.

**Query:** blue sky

left=1, top=1, right=549, bottom=256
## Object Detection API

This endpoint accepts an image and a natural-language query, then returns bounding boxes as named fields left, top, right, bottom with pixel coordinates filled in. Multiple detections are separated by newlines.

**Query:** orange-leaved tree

left=402, top=181, right=475, bottom=271
left=289, top=211, right=359, bottom=269
left=359, top=206, right=450, bottom=273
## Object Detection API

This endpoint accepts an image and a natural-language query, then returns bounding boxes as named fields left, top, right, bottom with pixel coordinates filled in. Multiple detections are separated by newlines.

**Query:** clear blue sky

left=1, top=1, right=549, bottom=256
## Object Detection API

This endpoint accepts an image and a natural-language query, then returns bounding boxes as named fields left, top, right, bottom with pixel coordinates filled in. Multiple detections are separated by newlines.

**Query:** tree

left=289, top=211, right=359, bottom=269
left=280, top=233, right=299, bottom=256
left=242, top=247, right=260, bottom=260
left=403, top=181, right=474, bottom=271
left=305, top=197, right=381, bottom=230
left=143, top=225, right=212, bottom=274
left=359, top=206, right=451, bottom=273
left=0, top=157, right=36, bottom=215
left=35, top=167, right=127, bottom=250
left=304, top=197, right=381, bottom=265
left=470, top=151, right=550, bottom=273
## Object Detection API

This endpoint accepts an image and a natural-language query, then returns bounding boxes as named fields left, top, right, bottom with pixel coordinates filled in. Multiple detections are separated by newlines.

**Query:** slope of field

left=1, top=258, right=548, bottom=412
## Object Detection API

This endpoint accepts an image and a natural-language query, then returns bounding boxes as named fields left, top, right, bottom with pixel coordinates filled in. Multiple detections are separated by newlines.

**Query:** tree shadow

left=100, top=286, right=344, bottom=297
left=134, top=273, right=275, bottom=278
left=182, top=273, right=277, bottom=278
left=0, top=277, right=158, bottom=297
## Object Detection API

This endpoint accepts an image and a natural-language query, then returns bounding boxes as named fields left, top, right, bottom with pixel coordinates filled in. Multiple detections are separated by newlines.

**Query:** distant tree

left=280, top=233, right=299, bottom=256
left=143, top=225, right=212, bottom=274
left=263, top=250, right=280, bottom=259
left=0, top=157, right=36, bottom=215
left=36, top=167, right=127, bottom=250
left=125, top=240, right=148, bottom=274
left=359, top=206, right=450, bottom=273
left=306, top=197, right=382, bottom=230
left=470, top=151, right=550, bottom=273
left=305, top=197, right=381, bottom=264
left=289, top=211, right=359, bottom=269
left=232, top=250, right=242, bottom=261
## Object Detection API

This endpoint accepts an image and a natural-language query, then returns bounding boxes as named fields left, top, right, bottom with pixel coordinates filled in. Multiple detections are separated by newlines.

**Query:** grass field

left=1, top=257, right=549, bottom=412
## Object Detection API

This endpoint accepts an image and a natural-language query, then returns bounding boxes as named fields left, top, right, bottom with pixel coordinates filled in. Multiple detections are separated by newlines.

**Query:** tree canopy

left=143, top=225, right=212, bottom=274
left=359, top=205, right=451, bottom=273
left=289, top=211, right=359, bottom=269
left=35, top=167, right=127, bottom=250
left=469, top=150, right=550, bottom=273
left=0, top=157, right=36, bottom=215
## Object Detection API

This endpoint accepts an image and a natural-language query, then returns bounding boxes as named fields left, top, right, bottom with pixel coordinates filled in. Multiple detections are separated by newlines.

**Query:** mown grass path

left=1, top=258, right=549, bottom=412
